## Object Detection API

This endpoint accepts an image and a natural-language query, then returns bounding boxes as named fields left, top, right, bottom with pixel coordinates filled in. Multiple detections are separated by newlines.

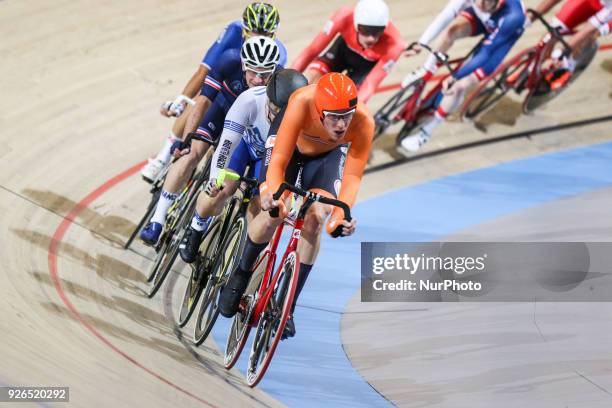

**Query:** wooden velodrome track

left=1, top=0, right=610, bottom=406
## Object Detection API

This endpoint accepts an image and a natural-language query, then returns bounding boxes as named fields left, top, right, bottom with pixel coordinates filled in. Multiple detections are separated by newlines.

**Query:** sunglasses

left=322, top=108, right=356, bottom=123
left=242, top=29, right=275, bottom=39
left=244, top=66, right=275, bottom=80
left=357, top=24, right=385, bottom=38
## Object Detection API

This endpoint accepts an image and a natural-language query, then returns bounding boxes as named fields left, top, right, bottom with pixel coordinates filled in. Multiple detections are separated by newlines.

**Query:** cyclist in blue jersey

left=142, top=2, right=287, bottom=182
left=140, top=36, right=281, bottom=245
left=398, top=0, right=526, bottom=154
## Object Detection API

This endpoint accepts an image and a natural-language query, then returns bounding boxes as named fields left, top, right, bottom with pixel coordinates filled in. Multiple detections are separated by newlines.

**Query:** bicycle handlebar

left=269, top=182, right=352, bottom=238
left=526, top=8, right=572, bottom=54
left=406, top=42, right=455, bottom=75
left=184, top=132, right=210, bottom=146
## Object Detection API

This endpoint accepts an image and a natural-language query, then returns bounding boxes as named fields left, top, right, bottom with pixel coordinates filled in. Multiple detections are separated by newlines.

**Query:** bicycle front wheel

left=224, top=248, right=270, bottom=370
left=193, top=217, right=247, bottom=346
left=462, top=49, right=536, bottom=120
left=246, top=250, right=299, bottom=387
left=176, top=218, right=222, bottom=327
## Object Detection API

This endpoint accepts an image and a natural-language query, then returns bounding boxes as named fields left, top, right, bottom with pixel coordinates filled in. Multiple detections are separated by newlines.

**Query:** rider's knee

left=303, top=206, right=331, bottom=236
left=451, top=78, right=470, bottom=95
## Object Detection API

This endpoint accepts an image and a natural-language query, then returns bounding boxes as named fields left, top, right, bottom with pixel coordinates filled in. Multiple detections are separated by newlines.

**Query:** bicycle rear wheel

left=224, top=249, right=270, bottom=369
left=462, top=49, right=535, bottom=120
left=193, top=217, right=247, bottom=346
left=176, top=218, right=222, bottom=327
left=246, top=251, right=299, bottom=387
left=524, top=41, right=598, bottom=113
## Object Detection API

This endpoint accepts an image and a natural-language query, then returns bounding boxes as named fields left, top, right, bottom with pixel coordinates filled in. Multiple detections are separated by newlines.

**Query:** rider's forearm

left=180, top=65, right=209, bottom=99
left=533, top=0, right=563, bottom=18
left=183, top=95, right=212, bottom=137
left=419, top=0, right=463, bottom=45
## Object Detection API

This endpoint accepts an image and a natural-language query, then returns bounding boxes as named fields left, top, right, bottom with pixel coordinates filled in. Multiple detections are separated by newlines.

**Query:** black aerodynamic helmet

left=266, top=68, right=308, bottom=108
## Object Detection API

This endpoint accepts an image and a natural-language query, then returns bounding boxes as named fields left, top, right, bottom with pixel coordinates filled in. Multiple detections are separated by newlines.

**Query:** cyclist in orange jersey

left=218, top=73, right=374, bottom=338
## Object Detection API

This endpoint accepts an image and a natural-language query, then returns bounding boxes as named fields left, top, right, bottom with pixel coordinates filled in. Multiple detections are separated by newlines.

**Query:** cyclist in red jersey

left=531, top=0, right=612, bottom=89
left=291, top=0, right=406, bottom=103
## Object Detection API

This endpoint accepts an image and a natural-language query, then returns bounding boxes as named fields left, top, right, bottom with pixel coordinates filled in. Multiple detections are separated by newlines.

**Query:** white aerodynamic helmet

left=241, top=35, right=280, bottom=71
left=354, top=0, right=390, bottom=29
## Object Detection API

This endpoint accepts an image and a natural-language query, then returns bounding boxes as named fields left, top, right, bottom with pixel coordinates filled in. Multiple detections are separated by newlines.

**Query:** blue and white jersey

left=418, top=0, right=525, bottom=44
left=201, top=20, right=288, bottom=69
left=201, top=49, right=248, bottom=109
left=210, top=86, right=272, bottom=178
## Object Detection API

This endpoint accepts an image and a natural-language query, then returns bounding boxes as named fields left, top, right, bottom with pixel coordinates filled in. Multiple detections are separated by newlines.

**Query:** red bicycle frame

left=247, top=218, right=303, bottom=327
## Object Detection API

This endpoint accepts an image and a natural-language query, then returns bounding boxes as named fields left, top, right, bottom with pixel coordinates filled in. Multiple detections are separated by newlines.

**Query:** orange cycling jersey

left=262, top=84, right=374, bottom=221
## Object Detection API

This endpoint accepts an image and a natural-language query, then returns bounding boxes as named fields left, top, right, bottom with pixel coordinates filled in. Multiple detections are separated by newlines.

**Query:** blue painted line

left=214, top=141, right=612, bottom=407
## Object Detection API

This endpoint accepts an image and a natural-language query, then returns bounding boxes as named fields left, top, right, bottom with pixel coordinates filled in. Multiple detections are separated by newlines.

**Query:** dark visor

left=357, top=24, right=385, bottom=37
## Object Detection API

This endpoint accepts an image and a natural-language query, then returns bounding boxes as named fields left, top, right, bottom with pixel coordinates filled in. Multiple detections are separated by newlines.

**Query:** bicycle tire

left=145, top=154, right=212, bottom=286
left=462, top=49, right=536, bottom=120
left=246, top=250, right=299, bottom=387
left=147, top=198, right=198, bottom=298
left=224, top=248, right=270, bottom=369
left=125, top=188, right=161, bottom=250
left=176, top=218, right=222, bottom=327
left=373, top=84, right=420, bottom=141
left=524, top=41, right=598, bottom=113
left=193, top=216, right=247, bottom=346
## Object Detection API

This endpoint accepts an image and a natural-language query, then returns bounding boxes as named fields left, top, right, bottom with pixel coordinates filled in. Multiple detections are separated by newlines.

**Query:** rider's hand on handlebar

left=204, top=179, right=222, bottom=197
left=170, top=140, right=191, bottom=158
left=161, top=95, right=189, bottom=117
left=442, top=76, right=456, bottom=94
left=326, top=217, right=357, bottom=237
left=403, top=44, right=422, bottom=57
left=160, top=101, right=174, bottom=117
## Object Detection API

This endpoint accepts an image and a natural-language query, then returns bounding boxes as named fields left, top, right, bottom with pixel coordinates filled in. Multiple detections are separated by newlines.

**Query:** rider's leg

left=178, top=178, right=238, bottom=263
left=218, top=210, right=284, bottom=317
left=424, top=73, right=479, bottom=133
left=142, top=103, right=197, bottom=182
left=151, top=139, right=210, bottom=223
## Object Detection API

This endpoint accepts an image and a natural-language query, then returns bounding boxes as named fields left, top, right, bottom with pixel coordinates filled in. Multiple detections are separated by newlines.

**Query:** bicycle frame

left=399, top=56, right=466, bottom=124
left=248, top=219, right=298, bottom=327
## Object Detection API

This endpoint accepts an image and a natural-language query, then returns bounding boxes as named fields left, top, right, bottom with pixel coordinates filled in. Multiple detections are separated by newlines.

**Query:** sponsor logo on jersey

left=292, top=229, right=302, bottom=239
left=231, top=80, right=243, bottom=92
left=217, top=139, right=233, bottom=169
left=334, top=179, right=342, bottom=197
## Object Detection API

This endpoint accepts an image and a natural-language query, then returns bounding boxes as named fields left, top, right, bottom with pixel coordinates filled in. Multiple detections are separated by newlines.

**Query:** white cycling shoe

left=141, top=158, right=168, bottom=183
left=397, top=128, right=431, bottom=156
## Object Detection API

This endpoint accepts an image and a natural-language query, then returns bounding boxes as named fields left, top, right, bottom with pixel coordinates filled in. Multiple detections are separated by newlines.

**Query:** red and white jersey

left=554, top=0, right=612, bottom=36
left=291, top=6, right=406, bottom=103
